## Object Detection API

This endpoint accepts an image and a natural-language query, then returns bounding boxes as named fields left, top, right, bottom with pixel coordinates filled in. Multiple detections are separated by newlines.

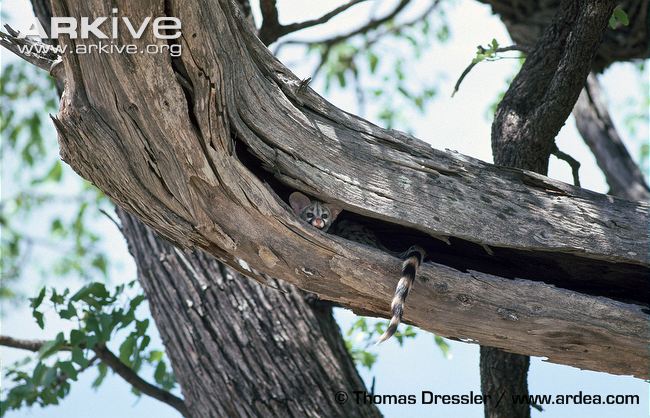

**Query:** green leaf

left=71, top=282, right=109, bottom=304
left=119, top=335, right=136, bottom=365
left=92, top=363, right=108, bottom=389
left=367, top=52, right=379, bottom=74
left=32, top=363, right=47, bottom=385
left=360, top=351, right=378, bottom=369
left=59, top=302, right=77, bottom=320
left=609, top=5, right=629, bottom=29
left=41, top=366, right=58, bottom=387
left=33, top=311, right=45, bottom=329
left=29, top=287, right=46, bottom=310
left=50, top=291, right=64, bottom=306
left=336, top=72, right=346, bottom=88
left=148, top=350, right=164, bottom=362
left=128, top=294, right=146, bottom=312
left=85, top=334, right=99, bottom=350
left=32, top=160, right=63, bottom=185
left=91, top=255, right=108, bottom=277
left=139, top=335, right=151, bottom=351
left=57, top=361, right=78, bottom=380
left=50, top=218, right=65, bottom=235
left=71, top=347, right=89, bottom=368
left=434, top=335, right=451, bottom=359
left=38, top=333, right=65, bottom=359
left=154, top=361, right=166, bottom=384
left=69, top=329, right=85, bottom=347
left=135, top=319, right=149, bottom=335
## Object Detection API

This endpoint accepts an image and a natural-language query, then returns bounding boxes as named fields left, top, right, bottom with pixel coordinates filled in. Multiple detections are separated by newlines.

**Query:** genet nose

left=312, top=219, right=324, bottom=229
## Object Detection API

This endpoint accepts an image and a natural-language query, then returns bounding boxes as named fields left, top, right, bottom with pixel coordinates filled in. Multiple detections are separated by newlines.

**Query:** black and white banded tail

left=376, top=245, right=426, bottom=344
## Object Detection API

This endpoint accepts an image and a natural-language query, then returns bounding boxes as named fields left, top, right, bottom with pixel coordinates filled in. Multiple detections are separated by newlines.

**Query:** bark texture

left=27, top=2, right=380, bottom=417
left=30, top=0, right=649, bottom=378
left=485, top=2, right=616, bottom=417
left=478, top=0, right=649, bottom=70
left=491, top=0, right=617, bottom=173
left=480, top=347, right=531, bottom=418
left=118, top=208, right=381, bottom=418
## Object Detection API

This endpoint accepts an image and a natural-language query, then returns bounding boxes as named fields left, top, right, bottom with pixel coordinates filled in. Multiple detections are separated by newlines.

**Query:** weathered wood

left=40, top=0, right=649, bottom=378
left=118, top=209, right=381, bottom=418
left=485, top=2, right=616, bottom=413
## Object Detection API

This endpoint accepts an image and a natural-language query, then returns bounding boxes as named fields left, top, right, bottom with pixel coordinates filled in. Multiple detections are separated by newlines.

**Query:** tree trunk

left=118, top=208, right=381, bottom=418
left=480, top=347, right=531, bottom=418
left=25, top=2, right=380, bottom=416
left=483, top=1, right=616, bottom=417
left=3, top=0, right=646, bottom=378
left=477, top=0, right=649, bottom=70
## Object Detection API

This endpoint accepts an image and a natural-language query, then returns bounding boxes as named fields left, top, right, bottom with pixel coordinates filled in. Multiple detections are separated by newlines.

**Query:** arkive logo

left=18, top=8, right=181, bottom=40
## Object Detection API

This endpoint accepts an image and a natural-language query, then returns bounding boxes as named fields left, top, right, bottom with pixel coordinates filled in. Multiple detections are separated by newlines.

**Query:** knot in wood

left=258, top=246, right=279, bottom=268
left=456, top=293, right=473, bottom=307
left=497, top=307, right=519, bottom=321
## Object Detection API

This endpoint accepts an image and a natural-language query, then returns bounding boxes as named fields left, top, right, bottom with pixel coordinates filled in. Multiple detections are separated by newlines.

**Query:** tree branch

left=259, top=0, right=371, bottom=45
left=477, top=0, right=649, bottom=70
left=452, top=44, right=529, bottom=97
left=491, top=0, right=617, bottom=173
left=278, top=0, right=439, bottom=78
left=486, top=4, right=615, bottom=415
left=279, top=0, right=369, bottom=39
left=573, top=72, right=650, bottom=201
left=117, top=208, right=382, bottom=417
left=0, top=25, right=58, bottom=72
left=93, top=344, right=189, bottom=417
left=551, top=144, right=581, bottom=187
left=297, top=0, right=411, bottom=47
left=258, top=0, right=280, bottom=45
left=29, top=0, right=650, bottom=378
left=0, top=335, right=188, bottom=417
left=0, top=335, right=49, bottom=352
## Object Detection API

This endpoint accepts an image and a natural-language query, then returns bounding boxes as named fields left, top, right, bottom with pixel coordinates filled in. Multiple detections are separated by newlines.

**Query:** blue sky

left=1, top=1, right=648, bottom=417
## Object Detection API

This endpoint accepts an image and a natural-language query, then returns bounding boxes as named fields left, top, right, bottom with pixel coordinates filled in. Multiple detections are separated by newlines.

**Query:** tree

left=1, top=0, right=648, bottom=417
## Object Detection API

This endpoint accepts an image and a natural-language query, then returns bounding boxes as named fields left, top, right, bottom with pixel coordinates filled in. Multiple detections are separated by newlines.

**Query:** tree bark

left=118, top=208, right=381, bottom=418
left=573, top=73, right=650, bottom=202
left=25, top=2, right=380, bottom=417
left=4, top=0, right=645, bottom=377
left=477, top=0, right=649, bottom=71
left=491, top=0, right=616, bottom=173
left=480, top=347, right=530, bottom=418
left=484, top=1, right=616, bottom=417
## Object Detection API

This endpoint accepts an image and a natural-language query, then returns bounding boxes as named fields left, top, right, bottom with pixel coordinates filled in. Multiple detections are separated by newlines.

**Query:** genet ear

left=289, top=192, right=312, bottom=215
left=326, top=204, right=343, bottom=221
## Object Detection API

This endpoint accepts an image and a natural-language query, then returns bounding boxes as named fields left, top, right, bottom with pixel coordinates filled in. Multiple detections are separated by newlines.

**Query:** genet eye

left=322, top=214, right=328, bottom=220
left=306, top=212, right=314, bottom=219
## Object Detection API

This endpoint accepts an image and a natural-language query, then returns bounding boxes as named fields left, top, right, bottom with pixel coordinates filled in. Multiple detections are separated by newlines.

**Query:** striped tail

left=376, top=245, right=426, bottom=344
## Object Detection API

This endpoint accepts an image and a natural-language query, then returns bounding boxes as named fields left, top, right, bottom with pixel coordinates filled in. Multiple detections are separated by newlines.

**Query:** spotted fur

left=289, top=192, right=426, bottom=344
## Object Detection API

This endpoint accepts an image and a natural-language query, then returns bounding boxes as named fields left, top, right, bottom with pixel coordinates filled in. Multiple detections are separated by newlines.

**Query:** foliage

left=296, top=2, right=452, bottom=130
left=608, top=5, right=630, bottom=29
left=343, top=317, right=451, bottom=370
left=0, top=61, right=111, bottom=300
left=471, top=38, right=501, bottom=65
left=3, top=2, right=647, bottom=415
left=1, top=60, right=176, bottom=413
left=1, top=281, right=177, bottom=415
